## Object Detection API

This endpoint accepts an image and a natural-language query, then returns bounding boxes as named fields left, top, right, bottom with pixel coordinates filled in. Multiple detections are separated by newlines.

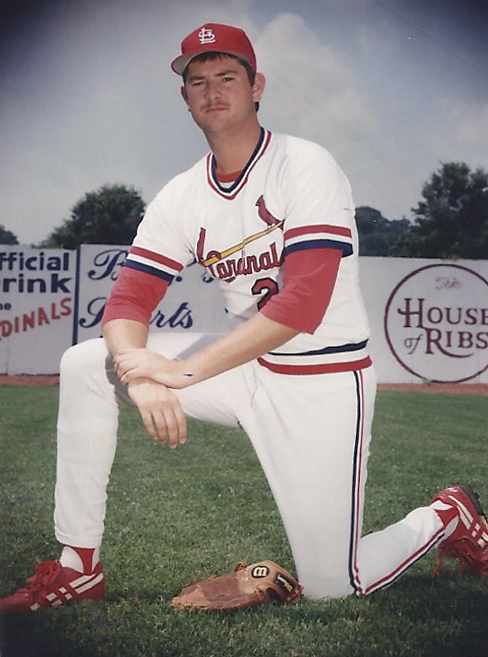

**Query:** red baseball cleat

left=432, top=484, right=488, bottom=577
left=0, top=560, right=105, bottom=612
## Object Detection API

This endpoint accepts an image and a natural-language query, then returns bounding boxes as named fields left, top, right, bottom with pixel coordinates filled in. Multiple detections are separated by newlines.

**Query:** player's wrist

left=126, top=376, right=166, bottom=390
left=166, top=359, right=197, bottom=389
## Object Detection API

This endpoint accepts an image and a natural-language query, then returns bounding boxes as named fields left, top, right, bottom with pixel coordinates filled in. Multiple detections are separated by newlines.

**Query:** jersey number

left=252, top=278, right=279, bottom=310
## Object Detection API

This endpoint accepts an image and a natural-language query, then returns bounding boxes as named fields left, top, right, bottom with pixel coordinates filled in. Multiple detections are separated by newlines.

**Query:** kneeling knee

left=60, top=339, right=109, bottom=380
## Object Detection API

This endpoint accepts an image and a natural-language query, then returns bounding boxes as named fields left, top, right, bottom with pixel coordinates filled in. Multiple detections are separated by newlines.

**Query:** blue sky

left=1, top=0, right=487, bottom=245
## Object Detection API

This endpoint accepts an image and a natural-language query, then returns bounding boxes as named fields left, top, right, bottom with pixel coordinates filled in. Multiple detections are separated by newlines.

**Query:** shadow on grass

left=1, top=571, right=487, bottom=657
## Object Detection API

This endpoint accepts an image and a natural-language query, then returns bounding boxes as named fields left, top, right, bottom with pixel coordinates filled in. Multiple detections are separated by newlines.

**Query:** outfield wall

left=1, top=245, right=487, bottom=384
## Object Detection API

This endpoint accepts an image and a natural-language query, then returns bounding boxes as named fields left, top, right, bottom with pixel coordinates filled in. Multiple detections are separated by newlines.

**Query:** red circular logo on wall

left=384, top=264, right=488, bottom=383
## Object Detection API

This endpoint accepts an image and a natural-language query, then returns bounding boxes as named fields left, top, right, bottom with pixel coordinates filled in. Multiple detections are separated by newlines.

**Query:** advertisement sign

left=362, top=258, right=488, bottom=384
left=0, top=247, right=76, bottom=374
left=384, top=263, right=488, bottom=383
left=74, top=245, right=228, bottom=344
left=1, top=245, right=487, bottom=383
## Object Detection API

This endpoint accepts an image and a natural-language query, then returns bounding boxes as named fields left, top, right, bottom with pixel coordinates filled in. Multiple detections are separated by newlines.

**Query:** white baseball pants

left=54, top=334, right=446, bottom=599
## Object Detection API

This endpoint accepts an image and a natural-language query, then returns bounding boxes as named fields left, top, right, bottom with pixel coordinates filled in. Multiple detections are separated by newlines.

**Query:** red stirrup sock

left=431, top=500, right=459, bottom=539
left=60, top=546, right=100, bottom=574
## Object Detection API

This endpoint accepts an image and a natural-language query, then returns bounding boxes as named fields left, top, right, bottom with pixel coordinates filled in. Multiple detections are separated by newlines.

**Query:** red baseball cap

left=171, top=23, right=257, bottom=75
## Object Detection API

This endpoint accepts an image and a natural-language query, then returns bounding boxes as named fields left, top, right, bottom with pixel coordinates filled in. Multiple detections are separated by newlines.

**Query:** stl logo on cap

left=198, top=27, right=216, bottom=45
left=171, top=23, right=257, bottom=76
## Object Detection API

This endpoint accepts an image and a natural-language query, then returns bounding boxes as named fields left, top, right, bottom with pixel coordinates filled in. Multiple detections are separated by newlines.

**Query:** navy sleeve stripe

left=123, top=259, right=175, bottom=283
left=268, top=339, right=369, bottom=358
left=284, top=240, right=353, bottom=258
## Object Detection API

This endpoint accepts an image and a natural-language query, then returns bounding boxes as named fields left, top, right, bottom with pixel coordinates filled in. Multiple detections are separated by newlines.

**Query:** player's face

left=181, top=56, right=264, bottom=137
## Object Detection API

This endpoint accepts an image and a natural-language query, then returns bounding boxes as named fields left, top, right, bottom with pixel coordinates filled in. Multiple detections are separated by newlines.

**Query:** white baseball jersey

left=119, top=128, right=372, bottom=375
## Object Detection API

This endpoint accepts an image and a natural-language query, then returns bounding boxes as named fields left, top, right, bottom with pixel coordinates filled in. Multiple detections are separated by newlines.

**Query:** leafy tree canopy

left=397, top=162, right=488, bottom=259
left=0, top=224, right=19, bottom=245
left=42, top=184, right=146, bottom=249
left=355, top=206, right=409, bottom=256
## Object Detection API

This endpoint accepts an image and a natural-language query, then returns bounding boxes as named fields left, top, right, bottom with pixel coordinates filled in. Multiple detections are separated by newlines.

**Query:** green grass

left=0, top=385, right=487, bottom=657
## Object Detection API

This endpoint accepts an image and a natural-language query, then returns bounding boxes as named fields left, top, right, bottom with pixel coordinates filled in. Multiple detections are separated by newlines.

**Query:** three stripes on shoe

left=30, top=570, right=104, bottom=611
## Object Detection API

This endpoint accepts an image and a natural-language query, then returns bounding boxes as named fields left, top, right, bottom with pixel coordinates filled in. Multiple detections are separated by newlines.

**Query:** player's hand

left=114, top=348, right=192, bottom=389
left=126, top=377, right=187, bottom=448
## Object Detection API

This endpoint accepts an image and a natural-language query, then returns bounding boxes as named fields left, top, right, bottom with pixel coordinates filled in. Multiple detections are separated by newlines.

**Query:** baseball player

left=1, top=23, right=487, bottom=613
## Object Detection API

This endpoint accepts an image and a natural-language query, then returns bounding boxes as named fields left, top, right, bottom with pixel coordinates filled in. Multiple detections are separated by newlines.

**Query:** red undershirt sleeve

left=101, top=266, right=170, bottom=328
left=260, top=247, right=342, bottom=334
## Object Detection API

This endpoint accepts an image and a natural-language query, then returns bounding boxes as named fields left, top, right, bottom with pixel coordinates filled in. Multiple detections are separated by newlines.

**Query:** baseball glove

left=171, top=560, right=302, bottom=611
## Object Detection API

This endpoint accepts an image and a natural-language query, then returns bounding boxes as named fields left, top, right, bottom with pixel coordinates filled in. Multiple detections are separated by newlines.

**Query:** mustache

left=203, top=103, right=230, bottom=111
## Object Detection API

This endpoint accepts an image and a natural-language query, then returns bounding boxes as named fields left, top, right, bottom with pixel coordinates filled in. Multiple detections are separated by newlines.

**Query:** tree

left=355, top=206, right=409, bottom=256
left=42, top=184, right=146, bottom=248
left=397, top=162, right=488, bottom=259
left=0, top=224, right=19, bottom=245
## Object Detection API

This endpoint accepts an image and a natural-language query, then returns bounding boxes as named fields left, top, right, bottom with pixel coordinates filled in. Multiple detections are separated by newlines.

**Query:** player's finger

left=140, top=407, right=166, bottom=443
left=114, top=359, right=132, bottom=381
left=150, top=408, right=170, bottom=444
left=119, top=370, right=133, bottom=385
left=120, top=367, right=147, bottom=385
left=162, top=410, right=179, bottom=449
left=114, top=353, right=140, bottom=377
left=173, top=403, right=187, bottom=445
left=153, top=407, right=180, bottom=449
left=152, top=399, right=186, bottom=448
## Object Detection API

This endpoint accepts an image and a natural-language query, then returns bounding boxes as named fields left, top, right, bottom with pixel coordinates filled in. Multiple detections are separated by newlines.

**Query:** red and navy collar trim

left=206, top=127, right=272, bottom=200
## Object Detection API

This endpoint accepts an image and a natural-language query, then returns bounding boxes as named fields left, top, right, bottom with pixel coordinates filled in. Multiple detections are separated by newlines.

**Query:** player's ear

left=252, top=73, right=265, bottom=104
left=181, top=85, right=189, bottom=105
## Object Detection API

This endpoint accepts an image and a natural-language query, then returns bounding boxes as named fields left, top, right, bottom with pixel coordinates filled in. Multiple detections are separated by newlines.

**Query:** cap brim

left=171, top=54, right=194, bottom=75
left=171, top=51, right=252, bottom=76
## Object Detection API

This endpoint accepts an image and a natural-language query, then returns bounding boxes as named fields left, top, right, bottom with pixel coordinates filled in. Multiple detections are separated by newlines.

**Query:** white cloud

left=254, top=13, right=413, bottom=218
left=426, top=99, right=488, bottom=171
left=451, top=102, right=488, bottom=150
left=256, top=12, right=376, bottom=156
